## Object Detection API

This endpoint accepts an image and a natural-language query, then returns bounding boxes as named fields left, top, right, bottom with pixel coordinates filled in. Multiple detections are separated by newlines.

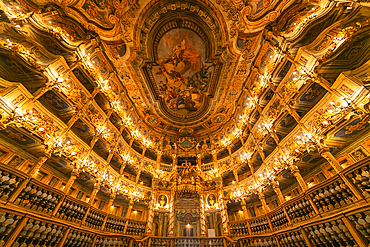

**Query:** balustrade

left=83, top=209, right=106, bottom=230
left=125, top=220, right=145, bottom=236
left=276, top=229, right=305, bottom=247
left=104, top=215, right=126, bottom=234
left=160, top=165, right=172, bottom=172
left=285, top=195, right=317, bottom=223
left=346, top=159, right=370, bottom=198
left=63, top=229, right=94, bottom=247
left=237, top=237, right=277, bottom=247
left=55, top=196, right=88, bottom=224
left=305, top=219, right=356, bottom=246
left=201, top=164, right=214, bottom=172
left=11, top=218, right=65, bottom=247
left=309, top=176, right=357, bottom=213
left=0, top=210, right=23, bottom=246
left=13, top=179, right=63, bottom=214
left=0, top=166, right=25, bottom=201
left=94, top=237, right=132, bottom=247
left=268, top=209, right=289, bottom=230
left=248, top=216, right=270, bottom=235
left=175, top=238, right=200, bottom=247
left=150, top=238, right=171, bottom=247
left=1, top=155, right=370, bottom=247
left=230, top=222, right=249, bottom=237
left=347, top=210, right=370, bottom=241
left=202, top=238, right=224, bottom=247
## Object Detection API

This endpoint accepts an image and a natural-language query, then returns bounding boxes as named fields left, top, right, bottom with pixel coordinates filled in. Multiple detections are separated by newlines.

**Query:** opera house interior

left=1, top=0, right=370, bottom=246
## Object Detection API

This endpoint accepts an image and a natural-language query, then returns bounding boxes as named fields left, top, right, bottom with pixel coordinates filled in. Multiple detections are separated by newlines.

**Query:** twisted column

left=199, top=194, right=207, bottom=236
left=218, top=191, right=229, bottom=236
left=167, top=189, right=175, bottom=236
left=145, top=189, right=156, bottom=235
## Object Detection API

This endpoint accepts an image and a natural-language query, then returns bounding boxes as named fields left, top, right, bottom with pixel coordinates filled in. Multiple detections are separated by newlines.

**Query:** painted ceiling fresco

left=152, top=28, right=213, bottom=118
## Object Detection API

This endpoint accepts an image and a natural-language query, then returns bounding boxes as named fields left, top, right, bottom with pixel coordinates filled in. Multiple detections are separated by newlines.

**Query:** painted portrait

left=157, top=194, right=168, bottom=207
left=207, top=194, right=217, bottom=207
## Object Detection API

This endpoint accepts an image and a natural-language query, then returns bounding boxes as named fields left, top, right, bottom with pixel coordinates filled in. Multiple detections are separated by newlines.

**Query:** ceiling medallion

left=178, top=137, right=196, bottom=151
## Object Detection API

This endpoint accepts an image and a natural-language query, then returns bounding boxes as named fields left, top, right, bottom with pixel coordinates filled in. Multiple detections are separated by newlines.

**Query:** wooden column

left=89, top=183, right=101, bottom=205
left=129, top=138, right=134, bottom=147
left=272, top=180, right=285, bottom=205
left=63, top=169, right=79, bottom=194
left=172, top=154, right=177, bottom=167
left=319, top=148, right=343, bottom=173
left=241, top=198, right=250, bottom=219
left=105, top=193, right=116, bottom=213
left=212, top=150, right=218, bottom=168
left=196, top=153, right=202, bottom=167
left=120, top=162, right=127, bottom=175
left=291, top=167, right=308, bottom=192
left=258, top=193, right=269, bottom=213
left=135, top=171, right=141, bottom=185
left=28, top=155, right=49, bottom=177
left=156, top=151, right=162, bottom=170
left=307, top=196, right=320, bottom=215
left=126, top=198, right=134, bottom=219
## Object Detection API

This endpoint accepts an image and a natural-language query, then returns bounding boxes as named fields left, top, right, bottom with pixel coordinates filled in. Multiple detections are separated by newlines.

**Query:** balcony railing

left=139, top=237, right=236, bottom=247
left=0, top=163, right=147, bottom=241
left=1, top=156, right=370, bottom=247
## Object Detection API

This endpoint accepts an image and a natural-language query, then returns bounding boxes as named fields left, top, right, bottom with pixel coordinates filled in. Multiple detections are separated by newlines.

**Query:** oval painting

left=157, top=194, right=168, bottom=207
left=207, top=194, right=217, bottom=207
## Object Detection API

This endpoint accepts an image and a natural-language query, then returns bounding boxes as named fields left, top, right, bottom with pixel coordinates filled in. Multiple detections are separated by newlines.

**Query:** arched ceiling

left=1, top=0, right=370, bottom=202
